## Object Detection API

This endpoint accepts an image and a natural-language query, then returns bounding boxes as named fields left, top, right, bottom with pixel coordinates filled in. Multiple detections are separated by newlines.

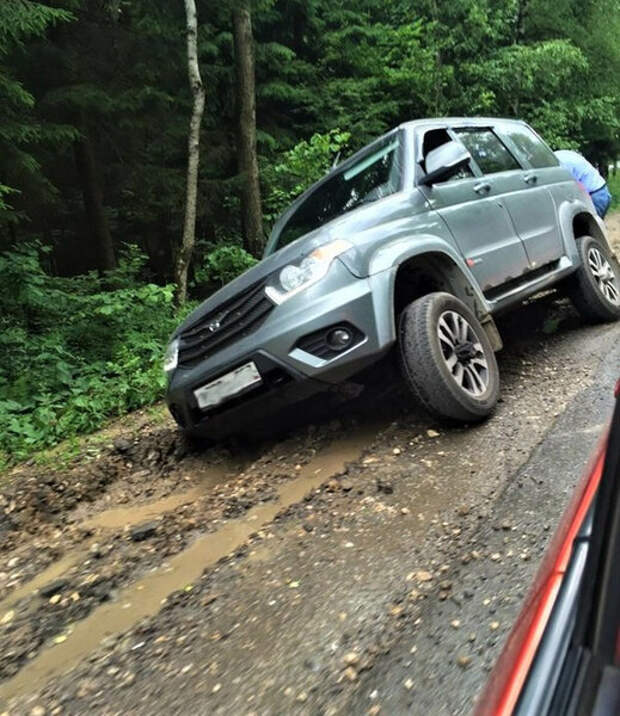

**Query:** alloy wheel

left=587, top=247, right=620, bottom=306
left=437, top=310, right=490, bottom=397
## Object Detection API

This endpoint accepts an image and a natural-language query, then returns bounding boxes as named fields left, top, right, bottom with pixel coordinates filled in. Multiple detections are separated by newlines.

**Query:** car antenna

left=331, top=152, right=341, bottom=170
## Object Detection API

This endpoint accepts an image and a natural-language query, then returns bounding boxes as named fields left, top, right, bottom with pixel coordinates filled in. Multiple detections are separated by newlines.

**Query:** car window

left=502, top=124, right=559, bottom=169
left=420, top=128, right=474, bottom=182
left=454, top=128, right=520, bottom=175
left=271, top=134, right=402, bottom=252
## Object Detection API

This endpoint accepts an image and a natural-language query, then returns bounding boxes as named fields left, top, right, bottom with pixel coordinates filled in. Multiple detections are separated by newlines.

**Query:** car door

left=495, top=121, right=565, bottom=269
left=417, top=126, right=531, bottom=292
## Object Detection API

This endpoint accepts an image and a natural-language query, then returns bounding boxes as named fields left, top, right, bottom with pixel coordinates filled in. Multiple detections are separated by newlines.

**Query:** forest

left=1, top=0, right=619, bottom=464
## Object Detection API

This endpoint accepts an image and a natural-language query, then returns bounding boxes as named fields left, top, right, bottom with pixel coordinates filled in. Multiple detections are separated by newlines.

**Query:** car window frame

left=413, top=124, right=484, bottom=188
left=265, top=127, right=406, bottom=257
left=495, top=121, right=560, bottom=171
left=450, top=125, right=525, bottom=177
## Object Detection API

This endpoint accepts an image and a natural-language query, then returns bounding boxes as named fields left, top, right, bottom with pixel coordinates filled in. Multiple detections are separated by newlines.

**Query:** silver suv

left=165, top=118, right=620, bottom=437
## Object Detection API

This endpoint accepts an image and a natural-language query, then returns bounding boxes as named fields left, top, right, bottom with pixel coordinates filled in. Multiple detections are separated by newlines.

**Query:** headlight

left=265, top=239, right=353, bottom=304
left=163, top=338, right=179, bottom=374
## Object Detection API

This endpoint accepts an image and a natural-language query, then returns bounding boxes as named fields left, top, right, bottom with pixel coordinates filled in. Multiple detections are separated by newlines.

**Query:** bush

left=262, top=129, right=351, bottom=227
left=192, top=242, right=258, bottom=291
left=0, top=243, right=187, bottom=466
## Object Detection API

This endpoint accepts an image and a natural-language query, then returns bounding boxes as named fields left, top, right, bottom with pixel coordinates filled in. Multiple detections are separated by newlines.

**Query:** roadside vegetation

left=0, top=0, right=618, bottom=465
left=0, top=244, right=179, bottom=466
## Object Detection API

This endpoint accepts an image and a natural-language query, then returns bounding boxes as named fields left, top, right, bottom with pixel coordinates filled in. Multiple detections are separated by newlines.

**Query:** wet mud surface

left=1, top=215, right=619, bottom=714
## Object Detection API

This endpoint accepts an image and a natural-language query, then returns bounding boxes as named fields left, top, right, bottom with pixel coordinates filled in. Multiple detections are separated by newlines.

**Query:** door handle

left=523, top=173, right=538, bottom=184
left=473, top=182, right=491, bottom=195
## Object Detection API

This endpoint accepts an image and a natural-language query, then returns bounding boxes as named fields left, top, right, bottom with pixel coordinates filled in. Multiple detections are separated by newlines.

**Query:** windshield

left=270, top=132, right=402, bottom=253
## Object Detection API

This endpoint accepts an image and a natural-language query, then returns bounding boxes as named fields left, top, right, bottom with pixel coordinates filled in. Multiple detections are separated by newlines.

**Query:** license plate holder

left=193, top=361, right=262, bottom=410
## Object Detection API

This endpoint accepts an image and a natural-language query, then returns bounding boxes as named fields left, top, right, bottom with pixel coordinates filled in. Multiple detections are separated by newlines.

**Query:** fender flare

left=556, top=198, right=609, bottom=260
left=367, top=234, right=501, bottom=350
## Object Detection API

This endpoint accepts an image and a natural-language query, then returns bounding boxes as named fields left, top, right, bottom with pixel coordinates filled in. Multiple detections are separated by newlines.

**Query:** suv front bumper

left=166, top=261, right=394, bottom=437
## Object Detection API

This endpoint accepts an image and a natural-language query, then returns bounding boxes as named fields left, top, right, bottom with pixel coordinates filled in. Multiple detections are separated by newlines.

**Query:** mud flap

left=480, top=314, right=503, bottom=352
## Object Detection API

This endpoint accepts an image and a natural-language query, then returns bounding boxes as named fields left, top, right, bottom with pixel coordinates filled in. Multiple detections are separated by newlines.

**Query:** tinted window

left=502, top=124, right=559, bottom=169
left=272, top=135, right=402, bottom=251
left=455, top=129, right=520, bottom=174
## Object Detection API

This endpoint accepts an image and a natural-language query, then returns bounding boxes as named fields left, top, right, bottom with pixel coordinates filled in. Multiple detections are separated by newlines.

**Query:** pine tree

left=0, top=0, right=75, bottom=226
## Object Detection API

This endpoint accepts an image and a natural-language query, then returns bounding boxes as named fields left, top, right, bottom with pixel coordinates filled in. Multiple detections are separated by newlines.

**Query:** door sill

left=486, top=256, right=573, bottom=306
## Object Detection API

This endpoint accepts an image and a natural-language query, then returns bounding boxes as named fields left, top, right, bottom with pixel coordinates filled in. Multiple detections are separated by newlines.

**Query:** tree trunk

left=175, top=0, right=206, bottom=306
left=233, top=0, right=263, bottom=257
left=514, top=0, right=529, bottom=44
left=74, top=132, right=116, bottom=271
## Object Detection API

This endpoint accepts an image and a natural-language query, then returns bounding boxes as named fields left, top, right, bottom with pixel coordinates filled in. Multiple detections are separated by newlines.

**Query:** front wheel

left=567, top=235, right=620, bottom=323
left=398, top=292, right=500, bottom=423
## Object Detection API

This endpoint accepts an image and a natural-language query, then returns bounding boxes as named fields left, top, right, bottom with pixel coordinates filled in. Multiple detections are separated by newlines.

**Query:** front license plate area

left=193, top=361, right=262, bottom=410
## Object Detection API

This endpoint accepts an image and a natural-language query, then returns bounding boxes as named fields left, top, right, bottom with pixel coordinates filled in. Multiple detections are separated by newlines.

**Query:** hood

left=174, top=228, right=334, bottom=335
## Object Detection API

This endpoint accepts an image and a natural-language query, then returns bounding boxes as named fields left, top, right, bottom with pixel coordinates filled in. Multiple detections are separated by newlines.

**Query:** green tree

left=0, top=0, right=75, bottom=226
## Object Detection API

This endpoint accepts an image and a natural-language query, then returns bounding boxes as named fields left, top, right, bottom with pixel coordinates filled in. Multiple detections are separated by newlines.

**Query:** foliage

left=0, top=0, right=76, bottom=225
left=262, top=129, right=351, bottom=226
left=0, top=244, right=185, bottom=466
left=192, top=242, right=258, bottom=290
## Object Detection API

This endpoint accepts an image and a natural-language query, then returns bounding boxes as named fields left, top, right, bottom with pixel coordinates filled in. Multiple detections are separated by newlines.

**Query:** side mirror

left=420, top=141, right=471, bottom=186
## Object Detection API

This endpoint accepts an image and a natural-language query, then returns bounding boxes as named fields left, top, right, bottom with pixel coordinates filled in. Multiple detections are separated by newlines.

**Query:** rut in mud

left=0, top=432, right=370, bottom=701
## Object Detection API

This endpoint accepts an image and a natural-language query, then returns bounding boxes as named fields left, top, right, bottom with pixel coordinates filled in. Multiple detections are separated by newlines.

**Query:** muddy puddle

left=0, top=430, right=372, bottom=704
left=0, top=463, right=239, bottom=614
left=75, top=457, right=243, bottom=530
left=0, top=490, right=204, bottom=613
left=82, top=486, right=205, bottom=530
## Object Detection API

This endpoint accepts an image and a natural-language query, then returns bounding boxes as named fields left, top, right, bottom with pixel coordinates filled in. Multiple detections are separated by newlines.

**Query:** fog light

left=326, top=327, right=352, bottom=351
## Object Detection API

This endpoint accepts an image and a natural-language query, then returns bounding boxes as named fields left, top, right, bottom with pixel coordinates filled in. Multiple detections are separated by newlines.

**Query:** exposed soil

left=1, top=214, right=619, bottom=715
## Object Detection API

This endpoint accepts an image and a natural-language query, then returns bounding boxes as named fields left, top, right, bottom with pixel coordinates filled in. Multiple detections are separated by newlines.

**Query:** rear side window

left=502, top=125, right=559, bottom=169
left=455, top=128, right=520, bottom=174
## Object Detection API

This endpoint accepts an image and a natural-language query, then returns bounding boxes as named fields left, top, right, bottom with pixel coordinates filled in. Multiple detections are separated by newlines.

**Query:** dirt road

left=1, top=216, right=620, bottom=715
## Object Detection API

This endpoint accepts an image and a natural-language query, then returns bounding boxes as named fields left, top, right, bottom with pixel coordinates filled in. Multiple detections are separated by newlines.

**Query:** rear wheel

left=568, top=236, right=620, bottom=323
left=398, top=292, right=500, bottom=423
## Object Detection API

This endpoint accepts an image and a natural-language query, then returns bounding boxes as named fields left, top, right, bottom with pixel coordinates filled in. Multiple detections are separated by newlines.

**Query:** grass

left=1, top=402, right=172, bottom=476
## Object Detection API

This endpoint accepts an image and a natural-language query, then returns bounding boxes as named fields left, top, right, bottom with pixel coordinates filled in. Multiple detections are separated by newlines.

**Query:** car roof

left=400, top=117, right=528, bottom=131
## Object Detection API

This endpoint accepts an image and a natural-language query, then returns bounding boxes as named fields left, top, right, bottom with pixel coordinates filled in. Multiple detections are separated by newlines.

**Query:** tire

left=567, top=236, right=620, bottom=323
left=398, top=292, right=500, bottom=423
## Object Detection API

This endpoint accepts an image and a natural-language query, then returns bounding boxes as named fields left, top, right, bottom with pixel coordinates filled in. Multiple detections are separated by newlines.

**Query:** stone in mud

left=376, top=477, right=394, bottom=495
left=342, top=652, right=360, bottom=666
left=121, top=672, right=136, bottom=687
left=113, top=438, right=132, bottom=454
left=340, top=478, right=353, bottom=492
left=130, top=521, right=158, bottom=542
left=303, top=657, right=320, bottom=672
left=343, top=666, right=358, bottom=681
left=40, top=579, right=69, bottom=598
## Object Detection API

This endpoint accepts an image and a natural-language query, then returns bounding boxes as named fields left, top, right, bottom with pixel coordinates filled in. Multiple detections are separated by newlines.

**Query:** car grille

left=178, top=281, right=274, bottom=367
